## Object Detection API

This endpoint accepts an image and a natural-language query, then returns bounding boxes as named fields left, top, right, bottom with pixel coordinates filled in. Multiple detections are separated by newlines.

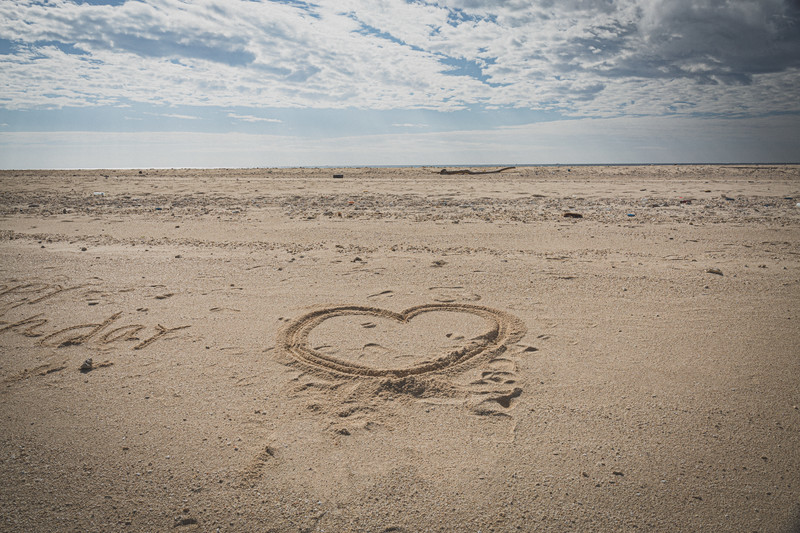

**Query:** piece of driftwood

left=437, top=166, right=516, bottom=175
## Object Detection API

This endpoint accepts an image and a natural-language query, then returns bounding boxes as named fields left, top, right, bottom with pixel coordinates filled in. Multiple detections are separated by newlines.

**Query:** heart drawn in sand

left=279, top=304, right=525, bottom=377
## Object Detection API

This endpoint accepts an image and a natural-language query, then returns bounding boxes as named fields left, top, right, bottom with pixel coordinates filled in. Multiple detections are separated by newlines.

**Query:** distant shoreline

left=3, top=162, right=799, bottom=171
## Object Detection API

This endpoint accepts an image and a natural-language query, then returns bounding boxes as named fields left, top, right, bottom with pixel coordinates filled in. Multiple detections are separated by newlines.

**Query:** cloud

left=0, top=0, right=797, bottom=118
left=227, top=113, right=282, bottom=123
left=392, top=123, right=428, bottom=128
left=634, top=0, right=800, bottom=82
left=145, top=112, right=201, bottom=120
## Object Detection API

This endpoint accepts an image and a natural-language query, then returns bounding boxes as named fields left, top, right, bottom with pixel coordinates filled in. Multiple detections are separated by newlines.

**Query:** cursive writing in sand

left=0, top=281, right=189, bottom=350
left=0, top=312, right=189, bottom=350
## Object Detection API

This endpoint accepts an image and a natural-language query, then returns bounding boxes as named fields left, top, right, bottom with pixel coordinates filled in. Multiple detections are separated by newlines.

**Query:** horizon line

left=2, top=162, right=799, bottom=171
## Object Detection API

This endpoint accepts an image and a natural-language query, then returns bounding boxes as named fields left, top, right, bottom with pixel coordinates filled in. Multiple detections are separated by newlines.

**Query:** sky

left=0, top=0, right=799, bottom=168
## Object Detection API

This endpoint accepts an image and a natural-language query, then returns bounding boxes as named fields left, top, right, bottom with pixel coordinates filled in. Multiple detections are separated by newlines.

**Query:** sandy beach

left=1, top=165, right=799, bottom=532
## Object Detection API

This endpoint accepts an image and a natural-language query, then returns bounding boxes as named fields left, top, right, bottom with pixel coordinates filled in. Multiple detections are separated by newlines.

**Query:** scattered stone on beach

left=706, top=268, right=724, bottom=276
left=3, top=167, right=798, bottom=226
left=563, top=212, right=583, bottom=218
left=174, top=516, right=198, bottom=527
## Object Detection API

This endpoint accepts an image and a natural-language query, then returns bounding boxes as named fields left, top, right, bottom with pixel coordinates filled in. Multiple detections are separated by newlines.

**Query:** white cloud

left=227, top=113, right=282, bottom=123
left=0, top=0, right=797, bottom=118
left=145, top=112, right=201, bottom=120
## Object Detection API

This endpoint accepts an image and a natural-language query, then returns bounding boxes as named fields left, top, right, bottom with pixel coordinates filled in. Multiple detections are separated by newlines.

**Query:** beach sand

left=1, top=165, right=799, bottom=532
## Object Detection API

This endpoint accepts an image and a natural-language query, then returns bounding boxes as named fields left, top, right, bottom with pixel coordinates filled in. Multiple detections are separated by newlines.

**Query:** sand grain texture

left=1, top=165, right=799, bottom=532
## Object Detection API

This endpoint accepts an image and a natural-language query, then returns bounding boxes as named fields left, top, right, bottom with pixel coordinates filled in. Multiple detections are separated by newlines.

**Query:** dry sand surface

left=1, top=165, right=799, bottom=532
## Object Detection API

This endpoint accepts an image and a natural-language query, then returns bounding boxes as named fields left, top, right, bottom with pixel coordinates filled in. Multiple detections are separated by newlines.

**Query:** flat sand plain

left=1, top=165, right=799, bottom=532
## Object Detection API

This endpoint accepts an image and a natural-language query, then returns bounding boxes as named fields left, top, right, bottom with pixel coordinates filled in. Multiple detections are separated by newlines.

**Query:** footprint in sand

left=468, top=386, right=524, bottom=417
left=359, top=342, right=411, bottom=363
left=463, top=342, right=541, bottom=417
left=367, top=290, right=394, bottom=301
left=428, top=286, right=481, bottom=303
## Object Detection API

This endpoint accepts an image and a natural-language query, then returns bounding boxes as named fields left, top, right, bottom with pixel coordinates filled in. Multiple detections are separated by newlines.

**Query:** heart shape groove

left=279, top=304, right=525, bottom=378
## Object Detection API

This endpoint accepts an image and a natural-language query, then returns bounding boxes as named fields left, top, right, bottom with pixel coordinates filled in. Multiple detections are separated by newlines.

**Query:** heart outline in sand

left=279, top=303, right=525, bottom=378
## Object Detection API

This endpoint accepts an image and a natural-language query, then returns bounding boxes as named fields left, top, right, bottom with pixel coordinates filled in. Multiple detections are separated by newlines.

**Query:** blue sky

left=1, top=0, right=799, bottom=168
